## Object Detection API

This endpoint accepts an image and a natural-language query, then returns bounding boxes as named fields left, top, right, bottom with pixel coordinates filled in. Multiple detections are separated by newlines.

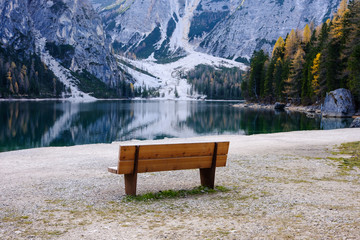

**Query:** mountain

left=0, top=0, right=343, bottom=100
left=0, top=0, right=129, bottom=100
left=92, top=0, right=341, bottom=61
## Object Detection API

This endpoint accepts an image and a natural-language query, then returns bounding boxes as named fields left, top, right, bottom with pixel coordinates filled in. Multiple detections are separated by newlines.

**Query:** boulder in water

left=350, top=117, right=360, bottom=128
left=322, top=88, right=355, bottom=118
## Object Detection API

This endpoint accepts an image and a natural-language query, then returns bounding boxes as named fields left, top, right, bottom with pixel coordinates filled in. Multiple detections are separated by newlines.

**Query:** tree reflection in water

left=0, top=100, right=352, bottom=152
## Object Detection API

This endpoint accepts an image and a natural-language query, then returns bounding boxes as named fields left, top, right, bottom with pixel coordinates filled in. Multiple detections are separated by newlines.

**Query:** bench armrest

left=108, top=167, right=118, bottom=174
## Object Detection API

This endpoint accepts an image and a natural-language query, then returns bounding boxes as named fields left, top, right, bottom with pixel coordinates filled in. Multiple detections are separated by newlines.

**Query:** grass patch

left=123, top=186, right=230, bottom=202
left=2, top=214, right=31, bottom=223
left=46, top=230, right=65, bottom=236
left=330, top=141, right=360, bottom=170
left=44, top=199, right=64, bottom=204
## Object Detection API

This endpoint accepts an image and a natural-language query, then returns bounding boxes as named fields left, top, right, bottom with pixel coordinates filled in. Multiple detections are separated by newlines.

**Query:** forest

left=186, top=64, right=242, bottom=99
left=242, top=0, right=360, bottom=106
left=0, top=45, right=65, bottom=98
left=0, top=43, right=137, bottom=99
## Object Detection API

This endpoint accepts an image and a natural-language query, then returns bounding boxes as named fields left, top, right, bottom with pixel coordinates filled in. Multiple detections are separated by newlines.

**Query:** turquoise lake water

left=0, top=100, right=352, bottom=152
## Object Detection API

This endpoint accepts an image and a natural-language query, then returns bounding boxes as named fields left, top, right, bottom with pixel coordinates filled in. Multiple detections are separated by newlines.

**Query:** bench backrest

left=117, top=142, right=229, bottom=174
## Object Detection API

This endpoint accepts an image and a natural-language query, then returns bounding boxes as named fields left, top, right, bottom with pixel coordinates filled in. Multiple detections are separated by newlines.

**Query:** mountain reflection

left=0, top=100, right=352, bottom=152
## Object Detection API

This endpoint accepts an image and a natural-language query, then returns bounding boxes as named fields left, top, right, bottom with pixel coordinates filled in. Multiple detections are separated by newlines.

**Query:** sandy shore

left=1, top=128, right=360, bottom=239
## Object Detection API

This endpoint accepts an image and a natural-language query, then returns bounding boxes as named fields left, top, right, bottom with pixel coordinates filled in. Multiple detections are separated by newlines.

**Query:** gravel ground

left=1, top=128, right=360, bottom=239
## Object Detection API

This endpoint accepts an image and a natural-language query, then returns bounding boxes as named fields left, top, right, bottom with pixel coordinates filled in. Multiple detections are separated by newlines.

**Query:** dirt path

left=1, top=128, right=360, bottom=239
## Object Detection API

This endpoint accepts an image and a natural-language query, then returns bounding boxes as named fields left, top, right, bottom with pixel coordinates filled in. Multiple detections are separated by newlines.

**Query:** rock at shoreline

left=274, top=102, right=286, bottom=110
left=322, top=88, right=355, bottom=118
left=350, top=117, right=360, bottom=128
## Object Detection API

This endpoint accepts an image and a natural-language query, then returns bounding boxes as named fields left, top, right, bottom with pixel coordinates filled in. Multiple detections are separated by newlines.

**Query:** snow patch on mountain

left=170, top=0, right=201, bottom=52
left=119, top=51, right=247, bottom=99
left=35, top=32, right=96, bottom=102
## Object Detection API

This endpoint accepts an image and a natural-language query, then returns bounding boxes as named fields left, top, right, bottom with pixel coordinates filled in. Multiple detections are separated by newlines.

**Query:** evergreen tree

left=345, top=1, right=360, bottom=102
left=273, top=57, right=284, bottom=99
left=174, top=86, right=179, bottom=98
left=264, top=59, right=275, bottom=98
left=248, top=50, right=268, bottom=99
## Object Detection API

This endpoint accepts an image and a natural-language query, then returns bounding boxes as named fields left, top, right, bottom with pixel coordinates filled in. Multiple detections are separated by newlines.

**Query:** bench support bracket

left=124, top=145, right=140, bottom=196
left=200, top=142, right=218, bottom=189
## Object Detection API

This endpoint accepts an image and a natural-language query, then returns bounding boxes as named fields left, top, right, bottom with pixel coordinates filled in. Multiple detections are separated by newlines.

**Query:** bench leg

left=200, top=142, right=218, bottom=189
left=124, top=173, right=137, bottom=196
left=124, top=145, right=140, bottom=196
left=200, top=168, right=215, bottom=189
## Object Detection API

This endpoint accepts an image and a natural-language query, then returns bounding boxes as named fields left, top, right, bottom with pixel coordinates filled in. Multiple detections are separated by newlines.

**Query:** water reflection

left=0, top=100, right=351, bottom=152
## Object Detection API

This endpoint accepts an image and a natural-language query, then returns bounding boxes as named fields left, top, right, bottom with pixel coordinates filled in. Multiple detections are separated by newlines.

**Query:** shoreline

left=233, top=102, right=319, bottom=113
left=1, top=128, right=360, bottom=239
left=234, top=102, right=360, bottom=119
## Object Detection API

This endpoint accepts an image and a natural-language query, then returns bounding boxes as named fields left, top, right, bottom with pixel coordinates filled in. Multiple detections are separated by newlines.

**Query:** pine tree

left=321, top=0, right=348, bottom=93
left=348, top=45, right=360, bottom=102
left=345, top=1, right=360, bottom=102
left=341, top=0, right=360, bottom=90
left=273, top=57, right=284, bottom=100
left=264, top=59, right=275, bottom=98
left=248, top=50, right=268, bottom=98
left=322, top=41, right=341, bottom=91
left=317, top=22, right=330, bottom=50
left=174, top=86, right=179, bottom=98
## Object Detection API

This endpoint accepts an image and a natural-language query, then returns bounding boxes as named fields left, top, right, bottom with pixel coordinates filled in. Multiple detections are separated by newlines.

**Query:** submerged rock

left=322, top=88, right=355, bottom=118
left=350, top=117, right=360, bottom=128
left=321, top=117, right=353, bottom=130
left=274, top=102, right=286, bottom=110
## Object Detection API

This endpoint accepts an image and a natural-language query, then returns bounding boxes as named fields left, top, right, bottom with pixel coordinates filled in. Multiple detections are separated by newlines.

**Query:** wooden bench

left=108, top=142, right=230, bottom=195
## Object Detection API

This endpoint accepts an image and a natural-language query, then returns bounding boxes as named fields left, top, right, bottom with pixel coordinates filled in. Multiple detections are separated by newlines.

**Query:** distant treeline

left=242, top=0, right=360, bottom=105
left=186, top=64, right=242, bottom=99
left=0, top=44, right=136, bottom=99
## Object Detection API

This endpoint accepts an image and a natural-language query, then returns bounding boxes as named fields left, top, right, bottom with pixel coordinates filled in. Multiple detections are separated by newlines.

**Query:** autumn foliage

left=243, top=0, right=360, bottom=106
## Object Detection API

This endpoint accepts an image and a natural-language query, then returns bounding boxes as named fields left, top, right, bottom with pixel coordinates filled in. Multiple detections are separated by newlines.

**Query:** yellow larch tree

left=330, top=0, right=349, bottom=40
left=7, top=71, right=14, bottom=94
left=311, top=53, right=321, bottom=98
left=272, top=36, right=285, bottom=58
left=284, top=46, right=305, bottom=99
left=303, top=24, right=311, bottom=43
left=284, top=29, right=298, bottom=60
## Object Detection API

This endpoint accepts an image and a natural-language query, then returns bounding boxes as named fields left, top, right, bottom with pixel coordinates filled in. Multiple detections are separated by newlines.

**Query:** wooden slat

left=117, top=155, right=227, bottom=174
left=119, top=142, right=229, bottom=161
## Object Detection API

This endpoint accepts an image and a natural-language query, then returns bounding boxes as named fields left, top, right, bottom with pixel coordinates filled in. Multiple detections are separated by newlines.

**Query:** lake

left=0, top=100, right=352, bottom=152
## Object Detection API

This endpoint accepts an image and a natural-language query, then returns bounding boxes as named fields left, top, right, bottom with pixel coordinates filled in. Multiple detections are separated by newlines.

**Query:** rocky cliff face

left=92, top=0, right=341, bottom=61
left=0, top=0, right=125, bottom=98
left=29, top=0, right=123, bottom=87
left=0, top=0, right=35, bottom=55
left=200, top=0, right=342, bottom=60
